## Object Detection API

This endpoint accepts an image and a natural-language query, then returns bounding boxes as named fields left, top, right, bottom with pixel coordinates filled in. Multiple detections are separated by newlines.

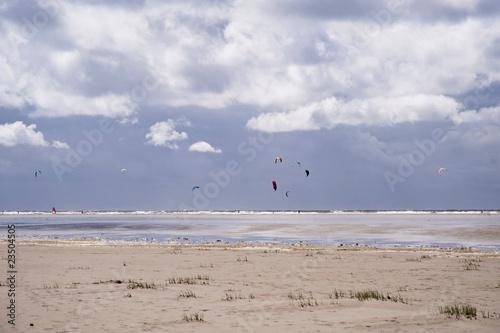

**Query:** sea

left=1, top=210, right=499, bottom=252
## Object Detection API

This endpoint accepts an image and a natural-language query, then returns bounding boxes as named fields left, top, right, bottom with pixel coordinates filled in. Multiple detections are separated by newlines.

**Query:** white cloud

left=118, top=117, right=139, bottom=125
left=451, top=105, right=500, bottom=125
left=28, top=89, right=137, bottom=118
left=189, top=141, right=222, bottom=153
left=51, top=140, right=69, bottom=149
left=247, top=94, right=461, bottom=132
left=145, top=119, right=190, bottom=148
left=0, top=121, right=49, bottom=147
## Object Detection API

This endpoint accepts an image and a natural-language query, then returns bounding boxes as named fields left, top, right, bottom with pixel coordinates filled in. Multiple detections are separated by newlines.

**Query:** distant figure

left=52, top=207, right=56, bottom=214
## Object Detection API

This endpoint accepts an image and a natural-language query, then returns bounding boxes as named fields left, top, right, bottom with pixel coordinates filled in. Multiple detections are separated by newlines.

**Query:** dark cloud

left=405, top=1, right=473, bottom=22
left=475, top=0, right=500, bottom=16
left=0, top=0, right=63, bottom=38
left=65, top=0, right=146, bottom=7
left=183, top=64, right=231, bottom=93
left=404, top=0, right=500, bottom=22
left=268, top=0, right=388, bottom=20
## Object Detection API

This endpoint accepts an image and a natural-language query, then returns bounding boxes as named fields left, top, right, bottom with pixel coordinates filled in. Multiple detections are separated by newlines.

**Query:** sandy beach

left=2, top=242, right=500, bottom=332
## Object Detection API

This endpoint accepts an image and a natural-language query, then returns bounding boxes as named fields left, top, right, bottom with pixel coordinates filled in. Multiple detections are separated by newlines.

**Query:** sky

left=0, top=0, right=499, bottom=211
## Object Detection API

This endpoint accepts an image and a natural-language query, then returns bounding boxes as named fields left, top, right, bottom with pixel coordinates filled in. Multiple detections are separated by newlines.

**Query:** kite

left=121, top=169, right=127, bottom=173
left=272, top=181, right=277, bottom=191
left=274, top=157, right=282, bottom=163
left=438, top=168, right=447, bottom=176
left=192, top=186, right=200, bottom=194
left=305, top=170, right=309, bottom=177
left=35, top=170, right=42, bottom=178
left=286, top=191, right=290, bottom=197
left=292, top=161, right=301, bottom=167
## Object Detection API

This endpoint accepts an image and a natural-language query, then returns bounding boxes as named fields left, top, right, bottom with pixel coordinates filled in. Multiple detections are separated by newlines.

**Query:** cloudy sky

left=1, top=0, right=499, bottom=211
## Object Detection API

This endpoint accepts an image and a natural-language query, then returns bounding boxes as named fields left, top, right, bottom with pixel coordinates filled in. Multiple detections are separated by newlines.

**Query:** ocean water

left=1, top=210, right=499, bottom=251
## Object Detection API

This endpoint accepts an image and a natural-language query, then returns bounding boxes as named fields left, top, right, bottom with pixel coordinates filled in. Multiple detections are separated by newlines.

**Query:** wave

left=1, top=209, right=499, bottom=216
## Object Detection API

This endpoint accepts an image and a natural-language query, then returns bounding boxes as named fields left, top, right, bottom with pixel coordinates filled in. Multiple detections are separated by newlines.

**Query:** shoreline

left=3, top=240, right=500, bottom=256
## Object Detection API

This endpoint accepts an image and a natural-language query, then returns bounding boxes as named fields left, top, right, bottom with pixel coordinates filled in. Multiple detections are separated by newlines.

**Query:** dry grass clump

left=439, top=304, right=477, bottom=319
left=178, top=290, right=197, bottom=298
left=288, top=291, right=319, bottom=307
left=168, top=275, right=210, bottom=285
left=329, top=288, right=409, bottom=304
left=182, top=313, right=204, bottom=322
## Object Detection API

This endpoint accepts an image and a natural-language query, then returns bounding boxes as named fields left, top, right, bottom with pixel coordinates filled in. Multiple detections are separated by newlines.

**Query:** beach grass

left=288, top=291, right=318, bottom=307
left=223, top=293, right=245, bottom=301
left=353, top=289, right=385, bottom=301
left=179, top=290, right=197, bottom=298
left=127, top=280, right=156, bottom=289
left=168, top=275, right=210, bottom=285
left=328, top=288, right=409, bottom=304
left=43, top=283, right=59, bottom=289
left=92, top=279, right=157, bottom=289
left=406, top=254, right=431, bottom=262
left=182, top=313, right=204, bottom=322
left=439, top=304, right=477, bottom=319
left=329, top=288, right=347, bottom=300
left=462, top=258, right=481, bottom=270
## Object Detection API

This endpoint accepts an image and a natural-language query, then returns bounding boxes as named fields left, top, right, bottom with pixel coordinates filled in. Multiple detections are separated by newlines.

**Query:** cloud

left=1, top=0, right=499, bottom=122
left=247, top=94, right=461, bottom=132
left=452, top=104, right=500, bottom=124
left=51, top=140, right=69, bottom=149
left=145, top=119, right=190, bottom=148
left=189, top=141, right=222, bottom=153
left=27, top=89, right=137, bottom=118
left=0, top=121, right=49, bottom=147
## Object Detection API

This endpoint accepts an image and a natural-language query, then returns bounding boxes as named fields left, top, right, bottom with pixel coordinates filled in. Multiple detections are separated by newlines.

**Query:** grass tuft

left=43, top=283, right=59, bottom=289
left=179, top=290, right=197, bottom=298
left=182, top=313, right=204, bottom=322
left=329, top=288, right=409, bottom=304
left=127, top=280, right=156, bottom=289
left=461, top=258, right=481, bottom=270
left=223, top=293, right=245, bottom=301
left=168, top=275, right=210, bottom=285
left=288, top=291, right=318, bottom=307
left=354, top=289, right=385, bottom=301
left=439, top=304, right=477, bottom=319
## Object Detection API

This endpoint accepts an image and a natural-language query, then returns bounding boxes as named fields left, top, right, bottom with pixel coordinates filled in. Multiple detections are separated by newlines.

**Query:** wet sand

left=1, top=242, right=500, bottom=332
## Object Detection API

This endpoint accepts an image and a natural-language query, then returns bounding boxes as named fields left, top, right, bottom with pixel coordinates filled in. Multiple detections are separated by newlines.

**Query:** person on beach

left=52, top=207, right=56, bottom=214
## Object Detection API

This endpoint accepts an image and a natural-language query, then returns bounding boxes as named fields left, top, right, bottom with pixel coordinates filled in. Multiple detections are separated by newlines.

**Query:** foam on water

left=2, top=209, right=499, bottom=215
